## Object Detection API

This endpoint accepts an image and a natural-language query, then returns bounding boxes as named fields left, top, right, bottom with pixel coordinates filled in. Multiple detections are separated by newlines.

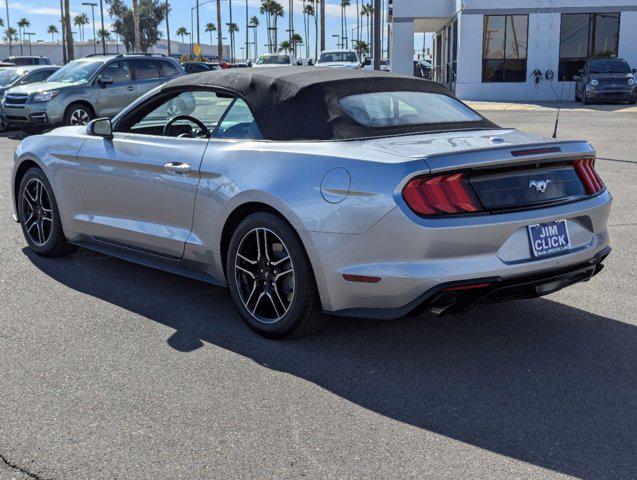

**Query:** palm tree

left=4, top=27, right=17, bottom=53
left=97, top=28, right=110, bottom=44
left=164, top=1, right=171, bottom=56
left=205, top=22, right=216, bottom=48
left=291, top=32, right=302, bottom=57
left=352, top=39, right=368, bottom=59
left=132, top=0, right=141, bottom=52
left=17, top=17, right=29, bottom=56
left=319, top=0, right=324, bottom=52
left=260, top=0, right=273, bottom=53
left=303, top=2, right=313, bottom=60
left=47, top=24, right=59, bottom=43
left=279, top=40, right=291, bottom=53
left=63, top=0, right=74, bottom=60
left=214, top=0, right=222, bottom=61
left=340, top=0, right=350, bottom=49
left=176, top=27, right=189, bottom=44
left=271, top=1, right=284, bottom=52
left=250, top=15, right=259, bottom=59
left=74, top=13, right=89, bottom=43
left=361, top=3, right=373, bottom=46
left=355, top=0, right=360, bottom=44
left=228, top=23, right=239, bottom=61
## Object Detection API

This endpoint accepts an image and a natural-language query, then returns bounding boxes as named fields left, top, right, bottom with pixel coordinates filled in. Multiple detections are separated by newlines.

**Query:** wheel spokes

left=22, top=179, right=52, bottom=246
left=235, top=227, right=295, bottom=324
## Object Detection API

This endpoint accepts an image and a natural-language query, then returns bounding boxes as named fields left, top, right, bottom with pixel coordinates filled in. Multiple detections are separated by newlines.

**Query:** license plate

left=528, top=220, right=571, bottom=257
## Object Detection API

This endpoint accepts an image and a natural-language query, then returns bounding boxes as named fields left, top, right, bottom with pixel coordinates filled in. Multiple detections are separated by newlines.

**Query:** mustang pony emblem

left=529, top=179, right=551, bottom=193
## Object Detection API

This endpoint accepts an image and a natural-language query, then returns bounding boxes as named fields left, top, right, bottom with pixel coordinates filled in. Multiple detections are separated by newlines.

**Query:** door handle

left=126, top=85, right=134, bottom=91
left=164, top=162, right=191, bottom=174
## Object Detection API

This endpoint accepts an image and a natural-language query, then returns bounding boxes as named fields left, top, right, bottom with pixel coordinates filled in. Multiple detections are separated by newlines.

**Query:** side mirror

left=572, top=75, right=581, bottom=81
left=87, top=117, right=113, bottom=139
left=98, top=75, right=114, bottom=88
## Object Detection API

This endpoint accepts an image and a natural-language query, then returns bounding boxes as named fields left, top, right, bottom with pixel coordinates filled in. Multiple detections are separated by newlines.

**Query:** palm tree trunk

left=314, top=1, right=318, bottom=60
left=165, top=1, right=171, bottom=56
left=245, top=0, right=249, bottom=61
left=59, top=0, right=66, bottom=63
left=254, top=27, right=257, bottom=58
left=274, top=16, right=278, bottom=53
left=64, top=0, right=74, bottom=60
left=356, top=0, right=359, bottom=44
left=216, top=0, right=222, bottom=60
left=132, top=0, right=141, bottom=51
left=344, top=6, right=348, bottom=49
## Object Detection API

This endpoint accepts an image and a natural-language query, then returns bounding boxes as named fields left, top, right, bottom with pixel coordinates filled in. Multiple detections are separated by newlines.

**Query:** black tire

left=17, top=167, right=77, bottom=257
left=629, top=98, right=637, bottom=105
left=226, top=212, right=324, bottom=339
left=21, top=124, right=45, bottom=135
left=63, top=102, right=94, bottom=126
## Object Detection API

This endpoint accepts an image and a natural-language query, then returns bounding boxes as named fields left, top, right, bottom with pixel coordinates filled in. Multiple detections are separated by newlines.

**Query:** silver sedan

left=10, top=68, right=612, bottom=338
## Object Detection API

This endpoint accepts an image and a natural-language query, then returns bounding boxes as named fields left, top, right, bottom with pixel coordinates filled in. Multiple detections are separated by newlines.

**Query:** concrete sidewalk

left=465, top=100, right=637, bottom=113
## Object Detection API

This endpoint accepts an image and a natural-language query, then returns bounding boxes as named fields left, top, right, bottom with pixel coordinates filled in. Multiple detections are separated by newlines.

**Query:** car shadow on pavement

left=25, top=247, right=636, bottom=479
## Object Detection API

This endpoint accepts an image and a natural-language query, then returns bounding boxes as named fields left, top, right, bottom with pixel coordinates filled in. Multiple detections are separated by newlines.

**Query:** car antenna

left=550, top=71, right=565, bottom=139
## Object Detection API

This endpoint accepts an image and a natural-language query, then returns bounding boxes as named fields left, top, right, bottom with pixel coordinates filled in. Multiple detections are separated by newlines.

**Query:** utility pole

left=99, top=0, right=106, bottom=54
left=229, top=0, right=234, bottom=62
left=373, top=0, right=380, bottom=70
left=64, top=0, right=74, bottom=60
left=132, top=0, right=141, bottom=52
left=216, top=0, right=223, bottom=61
left=196, top=0, right=200, bottom=46
left=82, top=2, right=98, bottom=54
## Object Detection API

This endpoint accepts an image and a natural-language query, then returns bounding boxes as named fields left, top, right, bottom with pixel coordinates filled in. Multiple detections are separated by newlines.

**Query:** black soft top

left=161, top=66, right=497, bottom=141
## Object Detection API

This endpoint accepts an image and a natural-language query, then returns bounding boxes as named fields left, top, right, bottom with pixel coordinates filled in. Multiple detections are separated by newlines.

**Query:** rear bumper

left=310, top=191, right=612, bottom=316
left=343, top=246, right=609, bottom=319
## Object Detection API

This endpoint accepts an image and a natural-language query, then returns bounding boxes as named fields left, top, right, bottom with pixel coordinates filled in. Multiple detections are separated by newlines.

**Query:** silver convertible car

left=10, top=67, right=612, bottom=338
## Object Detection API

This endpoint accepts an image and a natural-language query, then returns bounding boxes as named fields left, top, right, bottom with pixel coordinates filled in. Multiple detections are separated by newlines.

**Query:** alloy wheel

left=69, top=108, right=90, bottom=125
left=22, top=178, right=53, bottom=246
left=234, top=227, right=295, bottom=324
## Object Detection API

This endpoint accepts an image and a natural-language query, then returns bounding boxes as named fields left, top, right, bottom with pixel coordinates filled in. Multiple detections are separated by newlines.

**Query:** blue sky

left=1, top=0, right=427, bottom=57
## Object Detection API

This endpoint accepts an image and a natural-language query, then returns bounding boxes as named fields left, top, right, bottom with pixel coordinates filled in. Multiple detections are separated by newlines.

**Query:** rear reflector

left=402, top=173, right=482, bottom=216
left=444, top=282, right=492, bottom=292
left=342, top=274, right=382, bottom=283
left=574, top=159, right=604, bottom=194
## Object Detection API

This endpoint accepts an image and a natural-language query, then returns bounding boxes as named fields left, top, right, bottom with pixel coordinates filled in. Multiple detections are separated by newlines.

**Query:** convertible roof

left=161, top=67, right=497, bottom=141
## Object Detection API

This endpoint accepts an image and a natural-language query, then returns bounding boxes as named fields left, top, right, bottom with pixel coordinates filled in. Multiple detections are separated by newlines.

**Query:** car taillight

left=574, top=159, right=604, bottom=194
left=402, top=172, right=483, bottom=216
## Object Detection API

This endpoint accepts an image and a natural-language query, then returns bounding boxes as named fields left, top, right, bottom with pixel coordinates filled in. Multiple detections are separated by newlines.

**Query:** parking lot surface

left=0, top=105, right=635, bottom=479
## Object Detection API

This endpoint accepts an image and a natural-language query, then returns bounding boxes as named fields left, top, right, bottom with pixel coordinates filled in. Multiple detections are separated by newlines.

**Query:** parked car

left=253, top=53, right=297, bottom=68
left=573, top=57, right=637, bottom=104
left=414, top=59, right=433, bottom=79
left=316, top=50, right=361, bottom=69
left=362, top=58, right=390, bottom=71
left=1, top=53, right=184, bottom=134
left=0, top=65, right=60, bottom=131
left=182, top=61, right=214, bottom=74
left=11, top=67, right=611, bottom=338
left=2, top=56, right=51, bottom=66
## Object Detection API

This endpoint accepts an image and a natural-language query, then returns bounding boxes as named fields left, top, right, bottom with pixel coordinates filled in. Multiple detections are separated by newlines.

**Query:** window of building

left=482, top=15, right=528, bottom=82
left=558, top=13, right=620, bottom=81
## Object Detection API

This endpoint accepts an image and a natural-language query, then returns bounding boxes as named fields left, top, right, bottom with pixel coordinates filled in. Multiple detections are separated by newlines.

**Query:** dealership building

left=389, top=0, right=637, bottom=101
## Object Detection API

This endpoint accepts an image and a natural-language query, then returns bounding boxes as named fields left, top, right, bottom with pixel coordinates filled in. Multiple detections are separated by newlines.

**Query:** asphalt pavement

left=0, top=105, right=635, bottom=479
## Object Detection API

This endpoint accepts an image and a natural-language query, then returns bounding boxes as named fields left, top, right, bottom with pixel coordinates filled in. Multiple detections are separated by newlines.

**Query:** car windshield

left=589, top=59, right=631, bottom=74
left=319, top=52, right=358, bottom=63
left=46, top=60, right=102, bottom=84
left=256, top=55, right=290, bottom=65
left=339, top=91, right=482, bottom=127
left=0, top=68, right=25, bottom=87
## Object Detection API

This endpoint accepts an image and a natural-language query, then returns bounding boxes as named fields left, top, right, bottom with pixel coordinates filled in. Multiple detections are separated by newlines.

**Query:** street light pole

left=25, top=32, right=35, bottom=55
left=99, top=0, right=106, bottom=54
left=82, top=2, right=98, bottom=55
left=373, top=0, right=380, bottom=70
left=196, top=0, right=200, bottom=46
left=5, top=0, right=12, bottom=56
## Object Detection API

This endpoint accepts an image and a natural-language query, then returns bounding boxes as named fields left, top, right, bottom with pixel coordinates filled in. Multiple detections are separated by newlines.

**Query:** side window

left=215, top=98, right=262, bottom=140
left=126, top=90, right=233, bottom=136
left=133, top=59, right=161, bottom=81
left=101, top=61, right=132, bottom=83
left=160, top=60, right=180, bottom=77
left=22, top=70, right=48, bottom=84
